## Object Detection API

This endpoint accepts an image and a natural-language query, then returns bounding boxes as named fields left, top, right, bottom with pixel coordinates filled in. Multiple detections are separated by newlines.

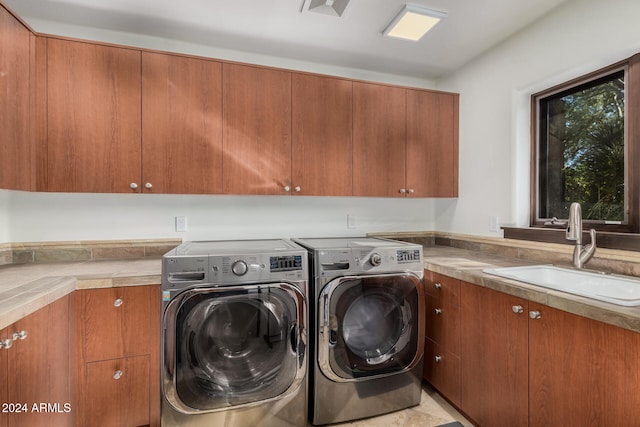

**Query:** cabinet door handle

left=399, top=188, right=407, bottom=194
left=408, top=188, right=415, bottom=194
left=114, top=298, right=123, bottom=307
left=113, top=370, right=123, bottom=380
left=144, top=182, right=153, bottom=189
left=283, top=185, right=291, bottom=192
left=129, top=183, right=138, bottom=190
left=434, top=308, right=443, bottom=315
left=512, top=305, right=524, bottom=314
left=12, top=330, right=27, bottom=341
left=294, top=186, right=301, bottom=192
left=529, top=310, right=542, bottom=320
left=0, top=339, right=13, bottom=349
left=434, top=355, right=442, bottom=363
left=434, top=282, right=442, bottom=289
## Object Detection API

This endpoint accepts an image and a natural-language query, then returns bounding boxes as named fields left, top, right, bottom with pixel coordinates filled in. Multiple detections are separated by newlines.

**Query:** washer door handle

left=290, top=322, right=298, bottom=354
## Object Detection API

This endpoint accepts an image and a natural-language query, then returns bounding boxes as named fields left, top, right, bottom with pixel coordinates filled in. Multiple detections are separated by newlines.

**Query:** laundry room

left=2, top=0, right=640, bottom=426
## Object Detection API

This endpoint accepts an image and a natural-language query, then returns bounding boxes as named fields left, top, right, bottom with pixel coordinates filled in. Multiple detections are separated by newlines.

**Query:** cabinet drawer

left=424, top=338, right=461, bottom=406
left=77, top=286, right=158, bottom=361
left=424, top=271, right=460, bottom=302
left=85, top=356, right=150, bottom=427
left=425, top=294, right=461, bottom=355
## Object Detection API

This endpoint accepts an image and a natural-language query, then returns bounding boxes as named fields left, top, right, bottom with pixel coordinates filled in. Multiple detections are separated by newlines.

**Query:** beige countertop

left=0, top=258, right=161, bottom=329
left=423, top=245, right=640, bottom=333
left=2, top=241, right=640, bottom=334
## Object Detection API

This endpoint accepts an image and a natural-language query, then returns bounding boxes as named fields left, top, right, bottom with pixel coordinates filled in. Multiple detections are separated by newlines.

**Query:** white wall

left=435, top=0, right=640, bottom=236
left=0, top=191, right=10, bottom=243
left=3, top=190, right=438, bottom=243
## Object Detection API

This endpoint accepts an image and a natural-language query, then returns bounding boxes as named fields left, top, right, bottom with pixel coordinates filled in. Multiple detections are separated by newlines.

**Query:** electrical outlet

left=347, top=214, right=357, bottom=229
left=175, top=216, right=187, bottom=232
left=489, top=216, right=500, bottom=233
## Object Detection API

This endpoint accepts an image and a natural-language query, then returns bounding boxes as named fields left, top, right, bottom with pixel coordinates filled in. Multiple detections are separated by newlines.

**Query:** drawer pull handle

left=114, top=298, right=123, bottom=307
left=434, top=355, right=442, bottom=363
left=529, top=310, right=542, bottom=320
left=512, top=305, right=524, bottom=314
left=434, top=282, right=442, bottom=289
left=12, top=330, right=27, bottom=340
left=113, top=370, right=123, bottom=380
left=434, top=308, right=443, bottom=315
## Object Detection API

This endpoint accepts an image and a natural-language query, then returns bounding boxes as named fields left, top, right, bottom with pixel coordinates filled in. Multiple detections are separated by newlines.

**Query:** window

left=531, top=56, right=640, bottom=235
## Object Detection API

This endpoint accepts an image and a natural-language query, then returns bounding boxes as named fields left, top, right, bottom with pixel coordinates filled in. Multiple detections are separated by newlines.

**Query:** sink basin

left=483, top=265, right=640, bottom=306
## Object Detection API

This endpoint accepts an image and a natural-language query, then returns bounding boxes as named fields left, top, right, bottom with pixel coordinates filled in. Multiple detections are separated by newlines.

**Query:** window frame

left=529, top=54, right=640, bottom=236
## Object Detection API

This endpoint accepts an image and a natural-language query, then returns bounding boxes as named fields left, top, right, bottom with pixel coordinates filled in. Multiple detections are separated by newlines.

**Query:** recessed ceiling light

left=383, top=5, right=447, bottom=41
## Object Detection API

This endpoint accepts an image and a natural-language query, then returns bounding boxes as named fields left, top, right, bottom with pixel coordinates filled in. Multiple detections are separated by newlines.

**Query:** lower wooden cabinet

left=427, top=271, right=640, bottom=427
left=74, top=285, right=160, bottom=427
left=460, top=281, right=528, bottom=427
left=0, top=295, right=71, bottom=427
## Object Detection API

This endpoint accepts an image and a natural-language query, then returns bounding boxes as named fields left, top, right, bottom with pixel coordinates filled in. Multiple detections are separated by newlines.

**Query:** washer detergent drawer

left=162, top=283, right=307, bottom=414
left=318, top=273, right=424, bottom=382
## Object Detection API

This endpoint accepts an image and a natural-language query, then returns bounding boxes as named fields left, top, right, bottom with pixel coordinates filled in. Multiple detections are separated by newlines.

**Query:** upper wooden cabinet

left=353, top=83, right=459, bottom=197
left=292, top=74, right=353, bottom=196
left=46, top=38, right=142, bottom=193
left=407, top=89, right=459, bottom=197
left=353, top=82, right=407, bottom=197
left=0, top=5, right=33, bottom=191
left=222, top=63, right=292, bottom=195
left=142, top=52, right=223, bottom=194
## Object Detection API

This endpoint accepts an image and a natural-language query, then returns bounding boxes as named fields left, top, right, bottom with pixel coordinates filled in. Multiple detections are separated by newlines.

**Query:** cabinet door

left=7, top=296, right=71, bottom=427
left=46, top=39, right=141, bottom=193
left=353, top=82, right=406, bottom=197
left=85, top=356, right=150, bottom=427
left=529, top=305, right=640, bottom=426
left=223, top=63, right=292, bottom=195
left=77, top=286, right=157, bottom=362
left=0, top=6, right=32, bottom=190
left=460, top=282, right=528, bottom=427
left=407, top=90, right=459, bottom=197
left=142, top=52, right=223, bottom=194
left=291, top=73, right=352, bottom=196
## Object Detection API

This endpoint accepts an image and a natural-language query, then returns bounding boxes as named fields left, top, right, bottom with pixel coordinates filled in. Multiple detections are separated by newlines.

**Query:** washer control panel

left=315, top=245, right=423, bottom=276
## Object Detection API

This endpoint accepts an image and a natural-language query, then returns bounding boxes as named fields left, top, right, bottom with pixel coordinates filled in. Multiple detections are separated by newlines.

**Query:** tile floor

left=325, top=384, right=473, bottom=427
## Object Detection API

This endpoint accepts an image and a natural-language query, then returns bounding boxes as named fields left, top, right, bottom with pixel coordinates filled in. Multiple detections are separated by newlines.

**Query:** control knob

left=231, top=260, right=248, bottom=276
left=369, top=253, right=382, bottom=267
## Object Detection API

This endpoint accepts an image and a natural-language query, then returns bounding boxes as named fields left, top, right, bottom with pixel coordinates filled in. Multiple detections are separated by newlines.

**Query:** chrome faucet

left=566, top=202, right=597, bottom=268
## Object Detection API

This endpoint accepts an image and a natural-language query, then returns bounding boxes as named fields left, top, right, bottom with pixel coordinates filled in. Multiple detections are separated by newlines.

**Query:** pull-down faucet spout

left=566, top=202, right=597, bottom=268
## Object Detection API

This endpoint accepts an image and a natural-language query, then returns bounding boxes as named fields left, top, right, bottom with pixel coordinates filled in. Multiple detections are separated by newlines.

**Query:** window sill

left=502, top=227, right=640, bottom=253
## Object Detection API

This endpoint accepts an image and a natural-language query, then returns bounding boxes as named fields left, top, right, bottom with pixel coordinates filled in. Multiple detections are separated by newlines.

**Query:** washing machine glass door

left=163, top=283, right=306, bottom=413
left=318, top=273, right=423, bottom=382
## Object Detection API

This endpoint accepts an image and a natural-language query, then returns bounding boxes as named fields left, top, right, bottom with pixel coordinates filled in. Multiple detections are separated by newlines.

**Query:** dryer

left=293, top=237, right=425, bottom=425
left=161, top=239, right=308, bottom=427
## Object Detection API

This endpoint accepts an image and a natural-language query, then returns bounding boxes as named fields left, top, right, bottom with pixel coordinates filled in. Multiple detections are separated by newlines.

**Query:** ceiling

left=5, top=0, right=571, bottom=80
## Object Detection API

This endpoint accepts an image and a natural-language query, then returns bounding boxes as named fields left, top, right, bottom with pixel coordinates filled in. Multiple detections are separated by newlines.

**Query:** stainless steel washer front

left=161, top=239, right=308, bottom=427
left=293, top=237, right=425, bottom=425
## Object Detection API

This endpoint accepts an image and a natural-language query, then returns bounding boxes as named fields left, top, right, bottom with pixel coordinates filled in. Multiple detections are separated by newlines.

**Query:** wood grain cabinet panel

left=46, top=38, right=141, bottom=193
left=0, top=5, right=33, bottom=190
left=74, top=285, right=160, bottom=427
left=291, top=73, right=353, bottom=196
left=0, top=296, right=71, bottom=427
left=460, top=281, right=529, bottom=427
left=423, top=271, right=462, bottom=405
left=407, top=90, right=459, bottom=197
left=142, top=52, right=223, bottom=194
left=222, top=63, right=292, bottom=195
left=85, top=356, right=150, bottom=427
left=529, top=305, right=640, bottom=426
left=353, top=82, right=407, bottom=197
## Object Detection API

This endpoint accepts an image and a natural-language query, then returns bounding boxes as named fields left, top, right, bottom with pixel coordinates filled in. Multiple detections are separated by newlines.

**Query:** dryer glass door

left=318, top=273, right=423, bottom=381
left=163, top=283, right=306, bottom=413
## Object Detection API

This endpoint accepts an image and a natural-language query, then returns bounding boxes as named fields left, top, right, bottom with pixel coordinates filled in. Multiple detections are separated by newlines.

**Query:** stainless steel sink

left=483, top=265, right=640, bottom=306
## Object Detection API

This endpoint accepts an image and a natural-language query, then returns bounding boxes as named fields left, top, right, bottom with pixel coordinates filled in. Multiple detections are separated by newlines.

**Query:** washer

left=161, top=239, right=308, bottom=427
left=293, top=237, right=425, bottom=425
